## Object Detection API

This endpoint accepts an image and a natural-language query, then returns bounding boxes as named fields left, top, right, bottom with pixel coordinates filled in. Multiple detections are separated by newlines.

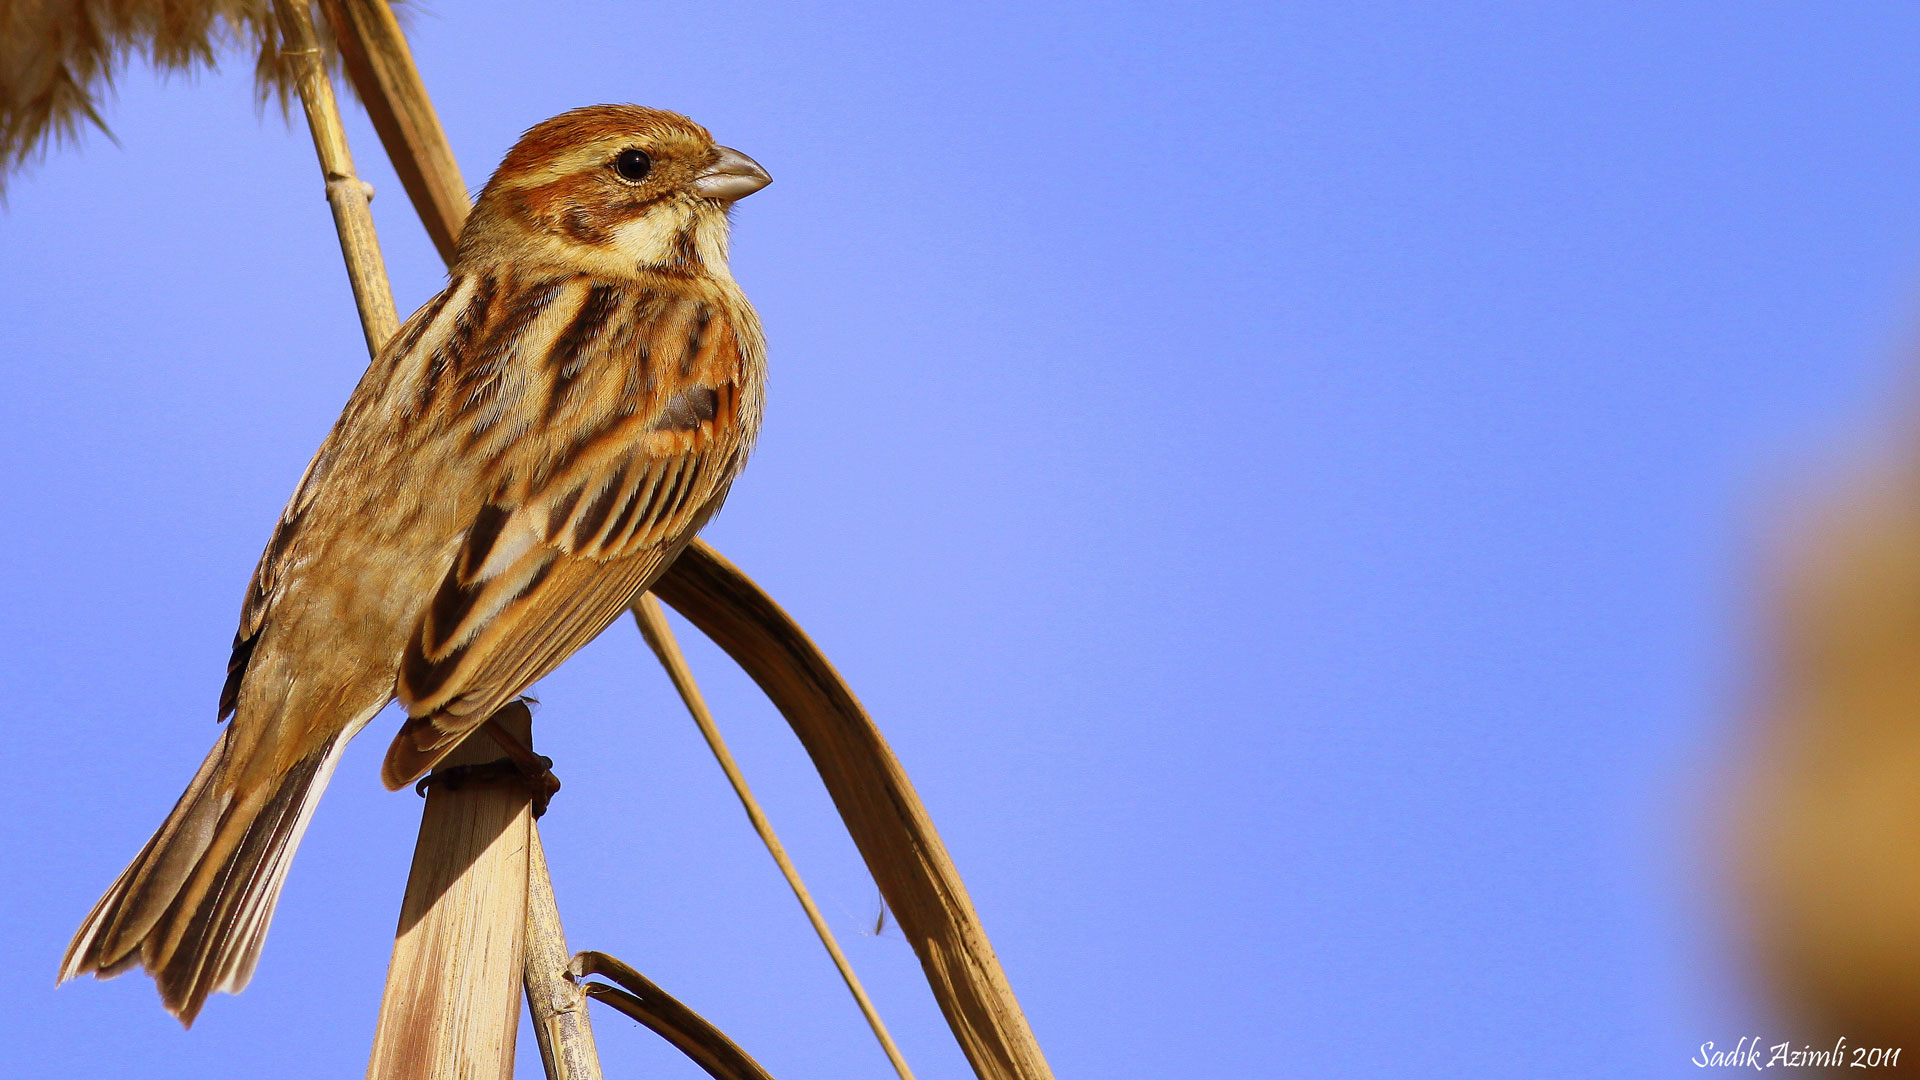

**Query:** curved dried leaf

left=651, top=544, right=1051, bottom=1080
left=574, top=950, right=775, bottom=1080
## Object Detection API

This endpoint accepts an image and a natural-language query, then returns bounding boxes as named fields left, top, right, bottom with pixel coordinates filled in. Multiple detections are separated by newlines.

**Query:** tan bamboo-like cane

left=317, top=0, right=467, bottom=263
left=632, top=595, right=917, bottom=1080
left=365, top=704, right=536, bottom=1079
left=271, top=0, right=397, bottom=351
left=318, top=8, right=1053, bottom=1077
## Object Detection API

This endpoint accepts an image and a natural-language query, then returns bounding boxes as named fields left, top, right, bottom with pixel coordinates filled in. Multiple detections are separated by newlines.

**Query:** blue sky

left=6, top=2, right=1920, bottom=1076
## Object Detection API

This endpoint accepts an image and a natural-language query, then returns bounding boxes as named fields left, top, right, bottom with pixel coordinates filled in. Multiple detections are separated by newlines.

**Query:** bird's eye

left=613, top=148, right=653, bottom=182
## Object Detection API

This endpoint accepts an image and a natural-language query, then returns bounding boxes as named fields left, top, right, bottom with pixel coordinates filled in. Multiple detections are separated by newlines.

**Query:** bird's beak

left=692, top=146, right=771, bottom=202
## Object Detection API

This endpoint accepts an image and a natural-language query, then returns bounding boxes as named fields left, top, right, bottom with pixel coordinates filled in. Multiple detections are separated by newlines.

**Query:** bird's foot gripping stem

left=413, top=704, right=561, bottom=817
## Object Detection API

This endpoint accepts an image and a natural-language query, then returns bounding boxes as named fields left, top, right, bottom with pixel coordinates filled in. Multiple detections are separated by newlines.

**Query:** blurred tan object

left=1739, top=458, right=1920, bottom=1063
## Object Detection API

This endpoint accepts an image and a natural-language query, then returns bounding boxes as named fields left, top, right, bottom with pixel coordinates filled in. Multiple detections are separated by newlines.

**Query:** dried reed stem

left=632, top=595, right=917, bottom=1080
left=366, top=704, right=536, bottom=1079
left=317, top=0, right=466, bottom=263
left=525, top=825, right=605, bottom=1080
left=271, top=0, right=397, bottom=352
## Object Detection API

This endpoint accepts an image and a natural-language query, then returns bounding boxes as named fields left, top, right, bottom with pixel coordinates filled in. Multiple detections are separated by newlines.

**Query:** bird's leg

left=414, top=703, right=561, bottom=816
left=482, top=709, right=561, bottom=816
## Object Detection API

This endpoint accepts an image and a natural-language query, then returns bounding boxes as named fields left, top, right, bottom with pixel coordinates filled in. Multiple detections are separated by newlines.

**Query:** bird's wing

left=380, top=273, right=755, bottom=788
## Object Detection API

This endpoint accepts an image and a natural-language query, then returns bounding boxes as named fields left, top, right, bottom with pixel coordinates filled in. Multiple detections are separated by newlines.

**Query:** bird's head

left=458, top=104, right=770, bottom=278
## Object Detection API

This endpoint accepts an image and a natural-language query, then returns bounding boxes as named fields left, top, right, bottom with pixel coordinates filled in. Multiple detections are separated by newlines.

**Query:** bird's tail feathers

left=59, top=724, right=355, bottom=1026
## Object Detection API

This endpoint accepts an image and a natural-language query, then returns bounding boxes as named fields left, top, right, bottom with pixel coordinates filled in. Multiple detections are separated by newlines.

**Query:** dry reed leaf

left=652, top=547, right=1052, bottom=1080
left=632, top=595, right=918, bottom=1080
left=573, top=951, right=777, bottom=1080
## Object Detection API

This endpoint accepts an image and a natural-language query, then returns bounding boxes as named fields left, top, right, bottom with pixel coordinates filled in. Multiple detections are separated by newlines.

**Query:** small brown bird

left=59, top=104, right=770, bottom=1024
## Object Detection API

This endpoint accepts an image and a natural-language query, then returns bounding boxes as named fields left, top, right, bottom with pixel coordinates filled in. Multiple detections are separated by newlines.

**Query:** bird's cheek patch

left=609, top=203, right=692, bottom=264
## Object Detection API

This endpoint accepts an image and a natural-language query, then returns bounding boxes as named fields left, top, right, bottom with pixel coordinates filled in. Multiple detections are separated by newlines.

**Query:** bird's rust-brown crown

left=457, top=104, right=769, bottom=277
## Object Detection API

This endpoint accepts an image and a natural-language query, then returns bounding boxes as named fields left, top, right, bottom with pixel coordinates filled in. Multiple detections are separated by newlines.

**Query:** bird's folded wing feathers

left=381, top=278, right=752, bottom=787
